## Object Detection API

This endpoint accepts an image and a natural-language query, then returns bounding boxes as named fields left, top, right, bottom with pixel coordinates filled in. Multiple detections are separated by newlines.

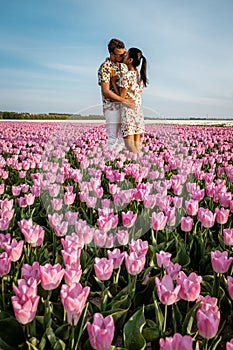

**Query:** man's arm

left=101, top=82, right=134, bottom=107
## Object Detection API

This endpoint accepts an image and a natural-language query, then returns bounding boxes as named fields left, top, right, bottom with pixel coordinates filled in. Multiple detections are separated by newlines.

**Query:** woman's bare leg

left=134, top=134, right=141, bottom=152
left=124, top=135, right=138, bottom=153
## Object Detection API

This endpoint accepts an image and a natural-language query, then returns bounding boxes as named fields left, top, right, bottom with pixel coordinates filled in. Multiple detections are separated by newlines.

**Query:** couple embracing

left=98, top=38, right=148, bottom=154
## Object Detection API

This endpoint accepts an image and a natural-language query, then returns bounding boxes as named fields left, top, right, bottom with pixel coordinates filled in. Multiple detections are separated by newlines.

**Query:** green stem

left=163, top=304, right=168, bottom=334
left=70, top=324, right=75, bottom=350
left=2, top=276, right=6, bottom=311
left=101, top=282, right=108, bottom=312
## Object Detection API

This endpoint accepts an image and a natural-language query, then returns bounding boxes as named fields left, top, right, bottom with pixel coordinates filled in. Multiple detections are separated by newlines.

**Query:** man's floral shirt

left=98, top=58, right=127, bottom=112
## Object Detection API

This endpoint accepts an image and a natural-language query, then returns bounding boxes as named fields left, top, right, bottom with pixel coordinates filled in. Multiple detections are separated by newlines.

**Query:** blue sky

left=0, top=0, right=233, bottom=118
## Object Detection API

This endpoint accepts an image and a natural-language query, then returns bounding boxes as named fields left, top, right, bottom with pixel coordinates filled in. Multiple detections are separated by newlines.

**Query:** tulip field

left=0, top=120, right=233, bottom=350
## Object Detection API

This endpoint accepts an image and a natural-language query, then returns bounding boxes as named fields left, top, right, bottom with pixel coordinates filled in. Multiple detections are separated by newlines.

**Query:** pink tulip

left=22, top=262, right=41, bottom=283
left=4, top=238, right=24, bottom=262
left=0, top=218, right=11, bottom=231
left=227, top=276, right=233, bottom=300
left=191, top=188, right=205, bottom=202
left=226, top=338, right=233, bottom=350
left=176, top=271, right=202, bottom=301
left=151, top=211, right=168, bottom=231
left=87, top=313, right=115, bottom=350
left=24, top=193, right=35, bottom=206
left=0, top=233, right=11, bottom=247
left=65, top=211, right=79, bottom=225
left=116, top=229, right=129, bottom=246
left=223, top=228, right=233, bottom=246
left=155, top=275, right=180, bottom=305
left=62, top=248, right=81, bottom=266
left=185, top=199, right=199, bottom=216
left=94, top=257, right=114, bottom=281
left=64, top=192, right=76, bottom=205
left=18, top=219, right=44, bottom=247
left=129, top=238, right=148, bottom=257
left=17, top=197, right=27, bottom=208
left=121, top=211, right=137, bottom=228
left=107, top=248, right=125, bottom=269
left=159, top=333, right=193, bottom=350
left=0, top=252, right=11, bottom=276
left=180, top=216, right=193, bottom=232
left=12, top=185, right=21, bottom=196
left=214, top=207, right=230, bottom=224
left=143, top=194, right=157, bottom=209
left=211, top=250, right=233, bottom=273
left=40, top=263, right=64, bottom=290
left=0, top=184, right=4, bottom=195
left=196, top=296, right=220, bottom=339
left=60, top=282, right=90, bottom=325
left=156, top=251, right=172, bottom=268
left=51, top=198, right=63, bottom=211
left=197, top=208, right=216, bottom=228
left=165, top=262, right=182, bottom=279
left=125, top=252, right=146, bottom=275
left=64, top=264, right=82, bottom=286
left=11, top=278, right=40, bottom=325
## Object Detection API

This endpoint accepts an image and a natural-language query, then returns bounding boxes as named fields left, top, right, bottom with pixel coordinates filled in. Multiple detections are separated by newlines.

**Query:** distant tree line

left=0, top=111, right=104, bottom=120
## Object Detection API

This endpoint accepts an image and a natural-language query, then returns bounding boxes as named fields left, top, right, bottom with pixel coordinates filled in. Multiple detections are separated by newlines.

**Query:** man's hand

left=123, top=98, right=135, bottom=109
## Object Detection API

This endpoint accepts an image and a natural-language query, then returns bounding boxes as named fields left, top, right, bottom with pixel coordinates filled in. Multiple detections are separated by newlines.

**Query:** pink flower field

left=0, top=121, right=232, bottom=350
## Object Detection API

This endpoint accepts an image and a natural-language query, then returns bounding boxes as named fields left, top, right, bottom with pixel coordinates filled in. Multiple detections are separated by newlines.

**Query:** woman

left=111, top=47, right=148, bottom=153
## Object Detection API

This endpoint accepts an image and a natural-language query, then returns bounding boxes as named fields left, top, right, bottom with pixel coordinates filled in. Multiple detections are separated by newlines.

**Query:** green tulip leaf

left=46, top=327, right=66, bottom=350
left=123, top=306, right=146, bottom=350
left=0, top=318, right=25, bottom=349
left=142, top=324, right=160, bottom=342
left=182, top=300, right=201, bottom=335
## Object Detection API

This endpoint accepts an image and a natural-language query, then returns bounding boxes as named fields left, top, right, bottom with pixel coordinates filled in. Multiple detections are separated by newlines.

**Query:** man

left=98, top=38, right=134, bottom=151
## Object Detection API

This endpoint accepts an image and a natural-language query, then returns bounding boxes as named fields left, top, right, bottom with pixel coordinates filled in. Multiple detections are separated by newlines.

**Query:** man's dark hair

left=108, top=38, right=125, bottom=53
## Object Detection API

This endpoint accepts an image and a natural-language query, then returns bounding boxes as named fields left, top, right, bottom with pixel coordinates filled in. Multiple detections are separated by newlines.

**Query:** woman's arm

left=101, top=82, right=134, bottom=107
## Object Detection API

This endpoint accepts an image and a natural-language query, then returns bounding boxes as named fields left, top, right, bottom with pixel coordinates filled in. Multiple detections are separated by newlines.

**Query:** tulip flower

left=125, top=252, right=146, bottom=275
left=64, top=191, right=76, bottom=205
left=22, top=262, right=41, bottom=283
left=0, top=184, right=4, bottom=195
left=151, top=211, right=168, bottom=231
left=196, top=299, right=220, bottom=339
left=215, top=207, right=230, bottom=224
left=159, top=333, right=193, bottom=350
left=176, top=271, right=202, bottom=301
left=64, top=264, right=82, bottom=286
left=0, top=252, right=11, bottom=277
left=129, top=238, right=148, bottom=257
left=223, top=228, right=233, bottom=246
left=156, top=251, right=172, bottom=268
left=94, top=257, right=114, bottom=281
left=18, top=219, right=44, bottom=247
left=116, top=229, right=129, bottom=246
left=211, top=250, right=233, bottom=273
left=4, top=238, right=24, bottom=262
left=11, top=278, right=40, bottom=325
left=185, top=199, right=199, bottom=216
left=226, top=338, right=233, bottom=350
left=155, top=275, right=180, bottom=305
left=107, top=248, right=125, bottom=269
left=121, top=211, right=137, bottom=228
left=165, top=262, right=182, bottom=279
left=60, top=282, right=90, bottom=325
left=40, top=263, right=64, bottom=290
left=197, top=208, right=216, bottom=228
left=227, top=276, right=233, bottom=300
left=87, top=313, right=115, bottom=350
left=180, top=216, right=193, bottom=232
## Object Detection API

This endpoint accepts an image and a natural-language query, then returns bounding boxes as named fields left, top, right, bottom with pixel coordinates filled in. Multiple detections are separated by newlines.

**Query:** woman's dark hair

left=108, top=38, right=125, bottom=53
left=128, top=47, right=148, bottom=87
